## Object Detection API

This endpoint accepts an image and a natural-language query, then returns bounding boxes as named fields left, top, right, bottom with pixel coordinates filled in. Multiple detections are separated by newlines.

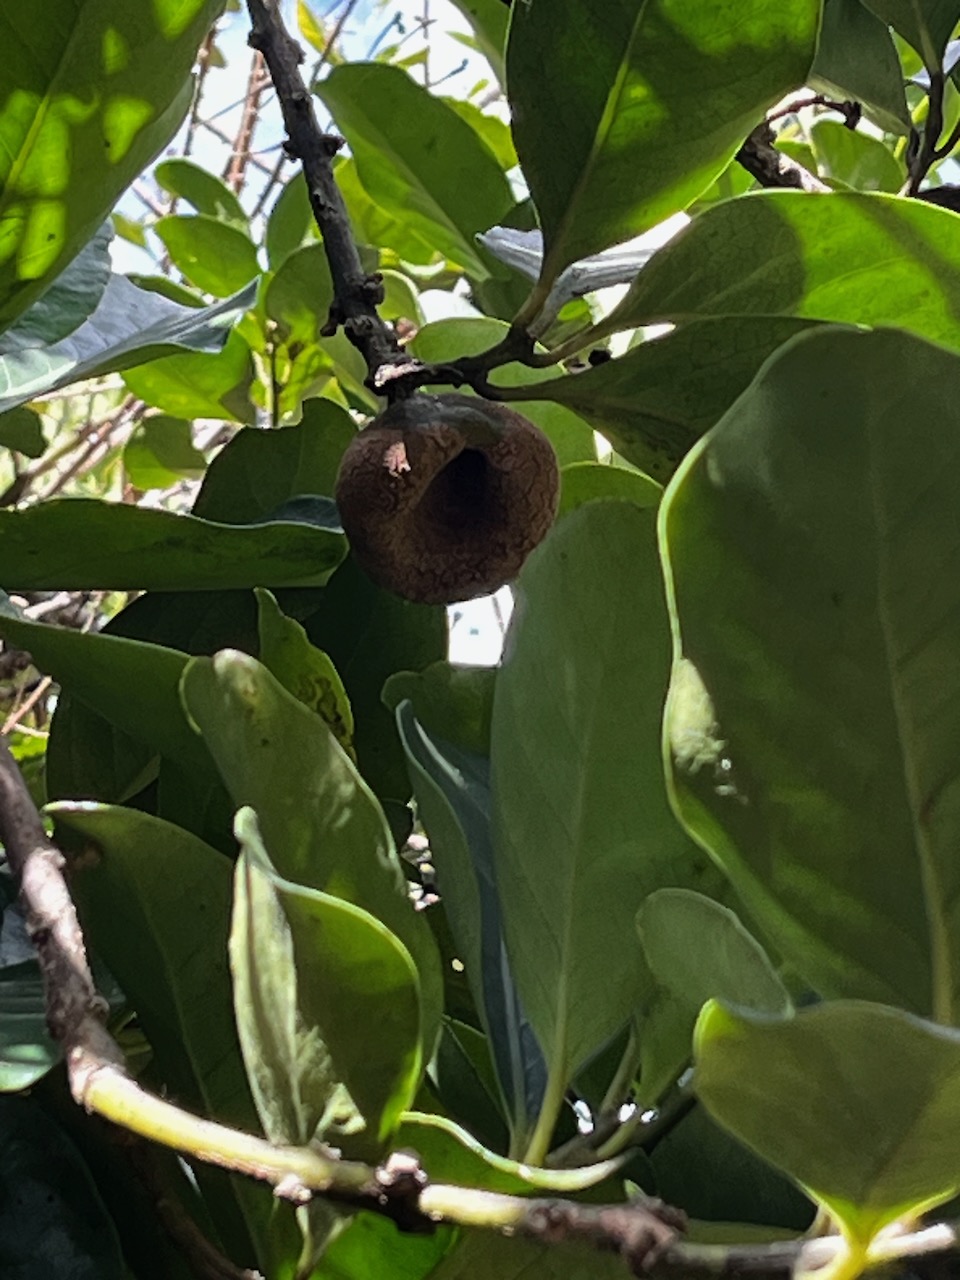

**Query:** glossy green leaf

left=180, top=650, right=443, bottom=1058
left=811, top=0, right=911, bottom=134
left=0, top=407, right=44, bottom=457
left=316, top=63, right=513, bottom=278
left=0, top=1095, right=125, bottom=1280
left=264, top=243, right=334, bottom=344
left=0, top=497, right=344, bottom=591
left=193, top=398, right=355, bottom=523
left=507, top=0, right=820, bottom=289
left=695, top=1000, right=960, bottom=1242
left=447, top=0, right=508, bottom=81
left=123, top=415, right=206, bottom=489
left=122, top=328, right=255, bottom=422
left=334, top=156, right=436, bottom=266
left=0, top=222, right=111, bottom=352
left=0, top=596, right=207, bottom=774
left=154, top=215, right=260, bottom=297
left=639, top=888, right=791, bottom=1061
left=610, top=192, right=960, bottom=350
left=510, top=317, right=814, bottom=483
left=557, top=461, right=661, bottom=517
left=662, top=326, right=960, bottom=1016
left=492, top=502, right=718, bottom=1093
left=0, top=0, right=222, bottom=331
left=231, top=807, right=422, bottom=1159
left=256, top=588, right=355, bottom=760
left=0, top=962, right=60, bottom=1091
left=809, top=119, right=905, bottom=192
left=317, top=1211, right=453, bottom=1280
left=862, top=0, right=960, bottom=66
left=154, top=158, right=248, bottom=227
left=0, top=279, right=256, bottom=416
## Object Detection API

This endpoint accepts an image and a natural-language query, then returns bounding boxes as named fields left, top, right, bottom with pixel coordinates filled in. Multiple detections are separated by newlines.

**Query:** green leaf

left=0, top=962, right=60, bottom=1091
left=447, top=0, right=508, bottom=82
left=640, top=889, right=790, bottom=1016
left=0, top=222, right=111, bottom=352
left=558, top=461, right=661, bottom=516
left=861, top=0, right=960, bottom=67
left=264, top=243, right=334, bottom=344
left=193, top=398, right=356, bottom=523
left=661, top=326, right=960, bottom=1016
left=231, top=807, right=422, bottom=1159
left=510, top=317, right=814, bottom=483
left=396, top=1111, right=620, bottom=1192
left=811, top=0, right=911, bottom=134
left=154, top=158, right=248, bottom=227
left=0, top=407, right=44, bottom=457
left=301, top=556, right=447, bottom=804
left=265, top=176, right=315, bottom=270
left=492, top=503, right=718, bottom=1092
left=334, top=156, right=437, bottom=266
left=809, top=119, right=905, bottom=192
left=0, top=0, right=223, bottom=331
left=0, top=596, right=207, bottom=774
left=123, top=415, right=206, bottom=489
left=180, top=650, right=443, bottom=1060
left=609, top=192, right=960, bottom=350
left=695, top=1000, right=960, bottom=1242
left=384, top=661, right=495, bottom=757
left=154, top=215, right=260, bottom=297
left=507, top=0, right=820, bottom=291
left=316, top=64, right=513, bottom=278
left=426, top=1230, right=628, bottom=1280
left=394, top=703, right=547, bottom=1145
left=122, top=328, right=255, bottom=422
left=256, top=588, right=355, bottom=760
left=0, top=497, right=344, bottom=591
left=0, top=279, right=256, bottom=417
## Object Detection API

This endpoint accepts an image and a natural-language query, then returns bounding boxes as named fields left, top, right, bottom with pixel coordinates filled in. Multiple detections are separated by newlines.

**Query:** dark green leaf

left=661, top=327, right=960, bottom=1014
left=0, top=407, right=44, bottom=457
left=609, top=192, right=960, bottom=351
left=154, top=158, right=249, bottom=227
left=811, top=0, right=911, bottom=133
left=0, top=280, right=256, bottom=416
left=231, top=807, right=422, bottom=1159
left=384, top=661, right=495, bottom=756
left=861, top=0, right=960, bottom=66
left=0, top=497, right=344, bottom=590
left=507, top=0, right=821, bottom=289
left=0, top=0, right=223, bottom=331
left=492, top=504, right=718, bottom=1101
left=123, top=415, right=206, bottom=489
left=695, top=1000, right=960, bottom=1241
left=426, top=1230, right=628, bottom=1279
left=316, top=64, right=513, bottom=278
left=0, top=962, right=60, bottom=1091
left=154, top=215, right=260, bottom=297
left=122, top=328, right=255, bottom=422
left=509, top=317, right=814, bottom=484
left=180, top=650, right=443, bottom=1060
left=193, top=398, right=355, bottom=523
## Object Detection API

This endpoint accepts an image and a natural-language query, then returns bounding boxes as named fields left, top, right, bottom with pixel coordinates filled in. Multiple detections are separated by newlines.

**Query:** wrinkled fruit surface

left=335, top=393, right=560, bottom=604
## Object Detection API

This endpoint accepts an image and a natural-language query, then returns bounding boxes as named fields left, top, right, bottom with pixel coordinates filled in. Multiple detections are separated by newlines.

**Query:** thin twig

left=2, top=675, right=52, bottom=736
left=224, top=50, right=268, bottom=191
left=766, top=94, right=860, bottom=128
left=736, top=122, right=829, bottom=193
left=907, top=71, right=946, bottom=195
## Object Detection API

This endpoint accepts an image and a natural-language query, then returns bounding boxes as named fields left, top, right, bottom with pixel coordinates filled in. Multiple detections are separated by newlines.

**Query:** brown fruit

left=335, top=393, right=560, bottom=604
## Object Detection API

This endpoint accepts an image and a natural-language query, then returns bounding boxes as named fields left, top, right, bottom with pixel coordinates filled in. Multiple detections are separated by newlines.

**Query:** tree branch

left=736, top=122, right=829, bottom=193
